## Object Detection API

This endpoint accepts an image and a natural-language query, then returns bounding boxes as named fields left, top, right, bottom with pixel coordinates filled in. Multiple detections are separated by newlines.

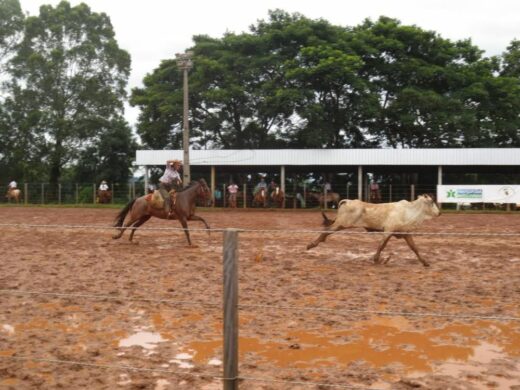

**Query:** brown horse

left=308, top=191, right=340, bottom=208
left=6, top=188, right=21, bottom=204
left=112, top=179, right=211, bottom=245
left=270, top=187, right=285, bottom=208
left=97, top=190, right=112, bottom=204
left=252, top=188, right=267, bottom=207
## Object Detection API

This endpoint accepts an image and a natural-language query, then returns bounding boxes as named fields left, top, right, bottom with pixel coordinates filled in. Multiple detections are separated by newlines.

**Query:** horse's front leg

left=179, top=217, right=192, bottom=245
left=188, top=214, right=211, bottom=236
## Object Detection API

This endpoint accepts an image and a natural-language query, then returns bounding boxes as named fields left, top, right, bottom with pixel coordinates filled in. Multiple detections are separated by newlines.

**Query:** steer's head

left=418, top=194, right=441, bottom=217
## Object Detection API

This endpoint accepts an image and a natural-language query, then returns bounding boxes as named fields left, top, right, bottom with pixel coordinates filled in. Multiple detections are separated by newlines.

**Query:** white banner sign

left=437, top=185, right=520, bottom=203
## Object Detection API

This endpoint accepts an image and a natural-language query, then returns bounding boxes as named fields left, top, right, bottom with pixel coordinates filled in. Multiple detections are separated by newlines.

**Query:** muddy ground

left=0, top=207, right=519, bottom=390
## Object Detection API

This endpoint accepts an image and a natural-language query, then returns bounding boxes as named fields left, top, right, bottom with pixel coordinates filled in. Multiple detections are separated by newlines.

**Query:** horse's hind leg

left=112, top=217, right=140, bottom=240
left=129, top=215, right=151, bottom=242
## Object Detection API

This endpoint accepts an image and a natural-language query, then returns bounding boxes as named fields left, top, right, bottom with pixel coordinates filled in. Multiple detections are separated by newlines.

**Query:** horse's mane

left=178, top=179, right=206, bottom=192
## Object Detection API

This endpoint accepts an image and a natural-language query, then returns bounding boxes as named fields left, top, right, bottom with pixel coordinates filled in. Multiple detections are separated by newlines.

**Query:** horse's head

left=197, top=178, right=212, bottom=206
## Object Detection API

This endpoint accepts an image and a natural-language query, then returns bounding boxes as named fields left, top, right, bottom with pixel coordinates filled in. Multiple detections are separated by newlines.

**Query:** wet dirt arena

left=0, top=207, right=519, bottom=389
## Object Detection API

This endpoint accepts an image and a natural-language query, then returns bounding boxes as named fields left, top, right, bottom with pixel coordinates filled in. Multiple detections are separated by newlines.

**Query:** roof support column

left=280, top=166, right=285, bottom=192
left=280, top=165, right=286, bottom=208
left=357, top=165, right=363, bottom=200
left=437, top=165, right=443, bottom=209
left=211, top=166, right=216, bottom=207
left=144, top=166, right=149, bottom=194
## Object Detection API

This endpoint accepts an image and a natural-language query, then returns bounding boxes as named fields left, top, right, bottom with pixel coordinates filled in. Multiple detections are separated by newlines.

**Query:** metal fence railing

left=2, top=182, right=518, bottom=211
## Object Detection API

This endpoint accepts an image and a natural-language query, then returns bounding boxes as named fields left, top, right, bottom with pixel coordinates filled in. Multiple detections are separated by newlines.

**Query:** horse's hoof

left=422, top=262, right=430, bottom=267
left=131, top=241, right=139, bottom=245
left=112, top=235, right=120, bottom=240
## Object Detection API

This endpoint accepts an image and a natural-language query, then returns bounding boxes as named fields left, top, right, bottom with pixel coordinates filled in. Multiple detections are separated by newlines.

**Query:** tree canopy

left=131, top=10, right=520, bottom=150
left=0, top=0, right=135, bottom=185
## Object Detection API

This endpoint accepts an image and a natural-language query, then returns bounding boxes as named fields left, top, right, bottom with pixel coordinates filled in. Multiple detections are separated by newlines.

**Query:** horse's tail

left=321, top=211, right=335, bottom=227
left=114, top=198, right=137, bottom=227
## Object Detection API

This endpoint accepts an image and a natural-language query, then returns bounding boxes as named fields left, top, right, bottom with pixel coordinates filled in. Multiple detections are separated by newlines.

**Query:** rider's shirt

left=8, top=181, right=17, bottom=188
left=99, top=184, right=109, bottom=191
left=159, top=165, right=181, bottom=185
left=227, top=184, right=239, bottom=194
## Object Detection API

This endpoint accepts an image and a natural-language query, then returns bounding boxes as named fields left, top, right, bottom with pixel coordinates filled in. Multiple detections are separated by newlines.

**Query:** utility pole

left=175, top=50, right=193, bottom=187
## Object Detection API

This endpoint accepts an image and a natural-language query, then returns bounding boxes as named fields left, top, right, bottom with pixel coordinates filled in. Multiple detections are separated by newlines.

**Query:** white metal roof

left=136, top=148, right=520, bottom=166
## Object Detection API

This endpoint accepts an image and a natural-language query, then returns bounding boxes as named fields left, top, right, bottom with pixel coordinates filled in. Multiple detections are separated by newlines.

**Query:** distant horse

left=97, top=190, right=112, bottom=204
left=252, top=188, right=267, bottom=207
left=6, top=188, right=21, bottom=204
left=308, top=191, right=340, bottom=208
left=270, top=187, right=285, bottom=208
left=113, top=179, right=211, bottom=245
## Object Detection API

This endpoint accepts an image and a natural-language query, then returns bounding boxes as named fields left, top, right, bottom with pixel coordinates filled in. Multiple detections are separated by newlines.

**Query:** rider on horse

left=8, top=180, right=17, bottom=191
left=159, top=159, right=182, bottom=218
left=99, top=180, right=109, bottom=191
left=254, top=177, right=267, bottom=196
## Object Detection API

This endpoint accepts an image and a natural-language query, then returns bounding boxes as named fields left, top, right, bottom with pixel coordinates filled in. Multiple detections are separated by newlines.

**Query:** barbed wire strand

left=0, top=222, right=520, bottom=236
left=0, top=355, right=221, bottom=380
left=0, top=355, right=383, bottom=390
left=1, top=289, right=518, bottom=322
left=0, top=289, right=220, bottom=309
left=238, top=303, right=520, bottom=321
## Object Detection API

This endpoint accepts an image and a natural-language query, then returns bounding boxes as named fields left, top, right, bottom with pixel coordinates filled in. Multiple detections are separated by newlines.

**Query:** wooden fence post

left=223, top=229, right=239, bottom=390
left=389, top=184, right=392, bottom=202
left=223, top=183, right=227, bottom=208
left=411, top=184, right=415, bottom=201
left=75, top=184, right=79, bottom=204
left=93, top=183, right=96, bottom=204
left=41, top=183, right=44, bottom=204
left=24, top=183, right=28, bottom=205
left=243, top=184, right=247, bottom=209
left=58, top=183, right=62, bottom=204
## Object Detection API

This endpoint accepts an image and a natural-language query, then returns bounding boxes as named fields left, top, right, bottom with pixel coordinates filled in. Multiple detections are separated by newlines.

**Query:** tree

left=7, top=1, right=131, bottom=184
left=0, top=0, right=23, bottom=74
left=73, top=119, right=137, bottom=184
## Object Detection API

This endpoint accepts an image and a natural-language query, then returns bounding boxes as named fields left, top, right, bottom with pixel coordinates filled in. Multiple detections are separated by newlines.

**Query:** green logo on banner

left=447, top=189, right=456, bottom=198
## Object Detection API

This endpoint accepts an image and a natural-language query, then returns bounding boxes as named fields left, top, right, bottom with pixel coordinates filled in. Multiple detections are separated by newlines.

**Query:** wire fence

left=1, top=222, right=519, bottom=389
left=3, top=182, right=519, bottom=211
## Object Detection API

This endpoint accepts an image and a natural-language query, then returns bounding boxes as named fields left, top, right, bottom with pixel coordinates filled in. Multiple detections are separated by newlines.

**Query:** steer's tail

left=321, top=211, right=335, bottom=227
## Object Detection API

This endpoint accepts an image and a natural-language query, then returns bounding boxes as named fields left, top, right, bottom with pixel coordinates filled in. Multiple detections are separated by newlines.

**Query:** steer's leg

left=404, top=235, right=430, bottom=267
left=372, top=234, right=393, bottom=264
left=306, top=225, right=343, bottom=250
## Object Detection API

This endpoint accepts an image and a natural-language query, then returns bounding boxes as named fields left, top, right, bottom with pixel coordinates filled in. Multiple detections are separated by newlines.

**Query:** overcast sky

left=19, top=0, right=520, bottom=128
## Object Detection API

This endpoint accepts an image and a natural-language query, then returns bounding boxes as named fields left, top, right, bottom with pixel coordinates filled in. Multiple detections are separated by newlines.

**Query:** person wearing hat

left=98, top=180, right=109, bottom=191
left=158, top=159, right=183, bottom=218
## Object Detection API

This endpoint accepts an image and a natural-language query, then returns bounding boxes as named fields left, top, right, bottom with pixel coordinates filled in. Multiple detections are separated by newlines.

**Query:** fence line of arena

left=3, top=182, right=518, bottom=211
left=1, top=222, right=520, bottom=236
left=1, top=223, right=519, bottom=389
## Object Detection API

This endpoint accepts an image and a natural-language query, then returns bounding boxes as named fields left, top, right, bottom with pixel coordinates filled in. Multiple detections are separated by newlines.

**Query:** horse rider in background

left=99, top=180, right=109, bottom=191
left=254, top=176, right=267, bottom=196
left=6, top=180, right=17, bottom=197
left=159, top=159, right=183, bottom=218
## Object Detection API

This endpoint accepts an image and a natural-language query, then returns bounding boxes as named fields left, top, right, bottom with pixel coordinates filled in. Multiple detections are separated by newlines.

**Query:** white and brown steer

left=306, top=195, right=441, bottom=267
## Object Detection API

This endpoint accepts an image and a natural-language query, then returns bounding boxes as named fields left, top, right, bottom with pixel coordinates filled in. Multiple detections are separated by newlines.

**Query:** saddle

left=146, top=190, right=176, bottom=210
